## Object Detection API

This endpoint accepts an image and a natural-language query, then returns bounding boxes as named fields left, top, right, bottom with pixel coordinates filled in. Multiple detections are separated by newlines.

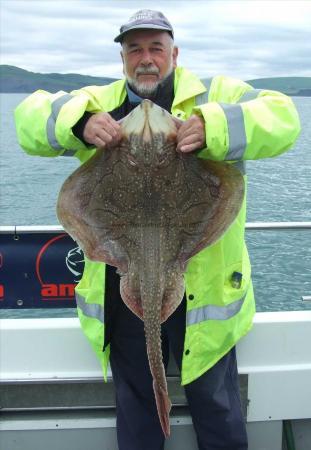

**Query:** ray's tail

left=144, top=311, right=172, bottom=438
left=139, top=226, right=171, bottom=437
left=153, top=377, right=172, bottom=438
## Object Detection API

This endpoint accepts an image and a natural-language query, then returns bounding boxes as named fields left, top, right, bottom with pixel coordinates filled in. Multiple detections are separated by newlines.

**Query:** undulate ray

left=57, top=100, right=245, bottom=437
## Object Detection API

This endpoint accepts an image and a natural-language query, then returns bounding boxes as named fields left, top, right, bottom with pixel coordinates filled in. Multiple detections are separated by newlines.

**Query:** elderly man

left=15, top=9, right=300, bottom=450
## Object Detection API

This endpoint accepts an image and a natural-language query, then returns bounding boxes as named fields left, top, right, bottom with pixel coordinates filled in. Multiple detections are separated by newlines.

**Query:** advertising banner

left=0, top=230, right=84, bottom=309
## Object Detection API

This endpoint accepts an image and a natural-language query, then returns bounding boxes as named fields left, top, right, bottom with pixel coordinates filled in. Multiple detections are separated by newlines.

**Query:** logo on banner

left=0, top=252, right=4, bottom=300
left=36, top=234, right=84, bottom=300
left=66, top=246, right=84, bottom=282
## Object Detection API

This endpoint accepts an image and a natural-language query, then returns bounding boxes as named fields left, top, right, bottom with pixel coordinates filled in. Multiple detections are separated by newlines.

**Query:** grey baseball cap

left=114, top=9, right=174, bottom=43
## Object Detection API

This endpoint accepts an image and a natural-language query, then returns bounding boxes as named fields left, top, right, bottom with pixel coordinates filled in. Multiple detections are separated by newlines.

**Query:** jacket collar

left=172, top=66, right=207, bottom=108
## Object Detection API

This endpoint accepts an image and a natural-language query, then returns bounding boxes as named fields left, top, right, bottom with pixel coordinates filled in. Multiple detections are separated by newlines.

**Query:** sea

left=0, top=93, right=310, bottom=318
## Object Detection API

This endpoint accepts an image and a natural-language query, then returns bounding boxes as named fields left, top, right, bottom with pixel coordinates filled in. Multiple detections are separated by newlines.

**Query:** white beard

left=125, top=62, right=173, bottom=98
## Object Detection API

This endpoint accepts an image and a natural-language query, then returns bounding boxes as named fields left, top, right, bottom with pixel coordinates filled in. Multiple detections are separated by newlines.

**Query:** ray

left=57, top=100, right=245, bottom=437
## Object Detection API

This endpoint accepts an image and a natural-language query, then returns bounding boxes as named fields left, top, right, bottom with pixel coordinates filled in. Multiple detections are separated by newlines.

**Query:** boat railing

left=1, top=221, right=311, bottom=233
left=246, top=221, right=311, bottom=230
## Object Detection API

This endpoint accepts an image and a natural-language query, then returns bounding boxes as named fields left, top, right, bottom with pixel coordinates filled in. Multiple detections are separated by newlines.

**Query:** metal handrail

left=1, top=222, right=311, bottom=233
left=246, top=222, right=311, bottom=230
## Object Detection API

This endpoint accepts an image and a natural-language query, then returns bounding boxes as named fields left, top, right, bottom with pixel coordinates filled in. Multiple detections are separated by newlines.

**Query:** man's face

left=121, top=30, right=178, bottom=97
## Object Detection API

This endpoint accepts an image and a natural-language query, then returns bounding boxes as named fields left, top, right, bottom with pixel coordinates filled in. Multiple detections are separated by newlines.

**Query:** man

left=15, top=9, right=300, bottom=450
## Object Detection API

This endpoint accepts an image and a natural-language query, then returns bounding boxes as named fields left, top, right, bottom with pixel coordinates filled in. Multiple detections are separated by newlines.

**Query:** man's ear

left=172, top=46, right=179, bottom=69
left=120, top=50, right=125, bottom=75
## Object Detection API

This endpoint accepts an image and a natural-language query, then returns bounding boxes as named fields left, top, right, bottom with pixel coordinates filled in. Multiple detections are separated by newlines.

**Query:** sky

left=1, top=0, right=311, bottom=81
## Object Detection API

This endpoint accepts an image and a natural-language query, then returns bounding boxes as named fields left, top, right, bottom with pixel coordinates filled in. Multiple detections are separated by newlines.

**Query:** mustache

left=135, top=67, right=160, bottom=76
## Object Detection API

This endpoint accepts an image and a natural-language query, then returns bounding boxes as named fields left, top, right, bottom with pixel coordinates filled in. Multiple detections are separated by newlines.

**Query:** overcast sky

left=1, top=0, right=310, bottom=80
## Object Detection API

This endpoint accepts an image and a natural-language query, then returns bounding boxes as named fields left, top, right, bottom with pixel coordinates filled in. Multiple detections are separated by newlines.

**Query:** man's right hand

left=83, top=112, right=122, bottom=149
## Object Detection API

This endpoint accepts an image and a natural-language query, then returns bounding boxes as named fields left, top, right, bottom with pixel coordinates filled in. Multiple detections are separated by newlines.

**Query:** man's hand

left=83, top=112, right=122, bottom=149
left=175, top=115, right=206, bottom=153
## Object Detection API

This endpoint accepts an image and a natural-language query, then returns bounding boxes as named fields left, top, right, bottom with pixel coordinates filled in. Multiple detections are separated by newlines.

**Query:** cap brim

left=114, top=25, right=173, bottom=43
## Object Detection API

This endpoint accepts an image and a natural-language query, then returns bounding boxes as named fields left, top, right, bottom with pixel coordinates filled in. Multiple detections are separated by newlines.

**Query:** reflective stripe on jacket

left=14, top=67, right=300, bottom=384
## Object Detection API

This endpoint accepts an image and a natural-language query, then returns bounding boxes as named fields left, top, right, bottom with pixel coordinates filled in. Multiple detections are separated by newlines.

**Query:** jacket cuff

left=72, top=111, right=93, bottom=145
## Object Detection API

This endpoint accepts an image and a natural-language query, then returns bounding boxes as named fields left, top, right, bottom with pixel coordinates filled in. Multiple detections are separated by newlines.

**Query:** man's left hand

left=175, top=115, right=206, bottom=153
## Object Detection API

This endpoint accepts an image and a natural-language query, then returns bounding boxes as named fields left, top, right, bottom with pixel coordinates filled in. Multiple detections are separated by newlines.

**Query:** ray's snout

left=121, top=99, right=177, bottom=142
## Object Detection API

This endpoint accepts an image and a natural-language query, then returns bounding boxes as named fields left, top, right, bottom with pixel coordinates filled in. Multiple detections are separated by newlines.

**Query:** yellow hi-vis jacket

left=15, top=66, right=300, bottom=385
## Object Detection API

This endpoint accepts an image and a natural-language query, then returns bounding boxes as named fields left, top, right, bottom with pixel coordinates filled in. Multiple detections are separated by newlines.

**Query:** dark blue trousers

left=109, top=297, right=248, bottom=450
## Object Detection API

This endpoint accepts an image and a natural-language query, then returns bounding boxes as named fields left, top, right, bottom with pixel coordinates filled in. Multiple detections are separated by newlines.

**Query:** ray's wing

left=175, top=158, right=245, bottom=264
left=57, top=147, right=136, bottom=274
